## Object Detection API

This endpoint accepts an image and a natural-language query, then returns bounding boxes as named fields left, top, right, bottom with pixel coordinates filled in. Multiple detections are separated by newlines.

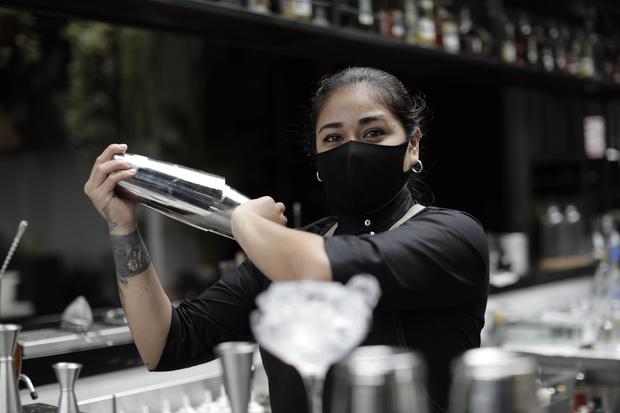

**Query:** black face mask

left=316, top=140, right=411, bottom=216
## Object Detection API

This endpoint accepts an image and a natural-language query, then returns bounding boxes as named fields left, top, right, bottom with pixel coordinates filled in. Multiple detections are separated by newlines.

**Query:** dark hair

left=307, top=66, right=433, bottom=204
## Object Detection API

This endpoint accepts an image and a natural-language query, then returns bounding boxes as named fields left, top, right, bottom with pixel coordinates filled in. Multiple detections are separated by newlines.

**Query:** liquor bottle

left=568, top=30, right=585, bottom=76
left=436, top=0, right=459, bottom=53
left=584, top=14, right=605, bottom=79
left=458, top=4, right=482, bottom=55
left=601, top=16, right=620, bottom=83
left=379, top=0, right=406, bottom=39
left=404, top=0, right=418, bottom=44
left=572, top=371, right=590, bottom=413
left=478, top=0, right=500, bottom=58
left=558, top=23, right=573, bottom=74
left=515, top=12, right=534, bottom=67
left=358, top=0, right=375, bottom=31
left=605, top=35, right=620, bottom=83
left=312, top=1, right=330, bottom=27
left=525, top=21, right=540, bottom=67
left=539, top=23, right=555, bottom=72
left=500, top=13, right=517, bottom=64
left=416, top=0, right=436, bottom=47
left=548, top=20, right=564, bottom=72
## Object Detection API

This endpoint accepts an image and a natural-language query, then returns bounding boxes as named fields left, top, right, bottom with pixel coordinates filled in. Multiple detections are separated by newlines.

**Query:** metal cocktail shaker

left=330, top=345, right=428, bottom=413
left=113, top=153, right=249, bottom=239
left=448, top=347, right=539, bottom=413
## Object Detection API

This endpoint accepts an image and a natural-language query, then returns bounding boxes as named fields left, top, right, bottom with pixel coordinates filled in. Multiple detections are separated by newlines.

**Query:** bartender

left=83, top=67, right=489, bottom=413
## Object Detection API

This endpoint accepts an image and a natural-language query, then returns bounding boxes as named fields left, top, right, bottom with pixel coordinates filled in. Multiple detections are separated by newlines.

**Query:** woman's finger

left=99, top=169, right=137, bottom=194
left=90, top=159, right=133, bottom=189
left=88, top=143, right=128, bottom=183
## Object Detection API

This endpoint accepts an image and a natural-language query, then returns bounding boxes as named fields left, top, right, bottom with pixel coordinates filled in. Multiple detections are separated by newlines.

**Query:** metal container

left=214, top=341, right=257, bottom=413
left=449, top=347, right=539, bottom=413
left=114, top=153, right=249, bottom=239
left=53, top=362, right=82, bottom=413
left=330, top=345, right=428, bottom=413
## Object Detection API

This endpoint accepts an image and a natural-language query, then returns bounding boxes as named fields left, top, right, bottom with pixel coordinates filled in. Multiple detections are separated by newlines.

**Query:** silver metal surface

left=0, top=324, right=22, bottom=413
left=449, top=347, right=539, bottom=413
left=19, top=373, right=38, bottom=400
left=331, top=345, right=428, bottom=413
left=114, top=153, right=249, bottom=239
left=214, top=341, right=256, bottom=413
left=53, top=362, right=82, bottom=413
left=19, top=323, right=133, bottom=359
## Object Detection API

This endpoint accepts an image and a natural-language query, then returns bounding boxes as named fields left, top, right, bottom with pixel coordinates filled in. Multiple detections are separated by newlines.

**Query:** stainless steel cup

left=449, top=347, right=538, bottom=413
left=114, top=153, right=249, bottom=239
left=331, top=345, right=428, bottom=413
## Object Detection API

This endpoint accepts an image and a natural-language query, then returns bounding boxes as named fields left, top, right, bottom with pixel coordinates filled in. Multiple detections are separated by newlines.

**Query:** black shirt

left=153, top=189, right=489, bottom=413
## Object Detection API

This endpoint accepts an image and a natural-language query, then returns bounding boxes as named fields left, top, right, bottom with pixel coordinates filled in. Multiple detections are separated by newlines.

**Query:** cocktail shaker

left=448, top=347, right=539, bottom=413
left=330, top=345, right=428, bottom=413
left=113, top=153, right=249, bottom=239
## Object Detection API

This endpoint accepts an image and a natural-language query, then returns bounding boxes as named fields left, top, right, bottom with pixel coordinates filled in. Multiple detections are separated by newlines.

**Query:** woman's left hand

left=232, top=196, right=288, bottom=227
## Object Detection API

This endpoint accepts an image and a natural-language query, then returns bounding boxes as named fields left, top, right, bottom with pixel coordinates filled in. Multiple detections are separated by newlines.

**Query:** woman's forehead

left=317, top=87, right=392, bottom=123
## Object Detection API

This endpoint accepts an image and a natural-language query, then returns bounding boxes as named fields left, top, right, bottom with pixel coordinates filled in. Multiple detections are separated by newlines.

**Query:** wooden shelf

left=1, top=0, right=620, bottom=94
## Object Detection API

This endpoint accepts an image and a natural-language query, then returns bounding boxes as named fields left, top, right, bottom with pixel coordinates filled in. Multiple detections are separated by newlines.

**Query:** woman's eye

left=363, top=129, right=384, bottom=139
left=323, top=135, right=342, bottom=143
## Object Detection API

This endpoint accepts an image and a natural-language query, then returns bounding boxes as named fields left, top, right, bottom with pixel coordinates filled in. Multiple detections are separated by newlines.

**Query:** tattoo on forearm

left=103, top=207, right=118, bottom=232
left=110, top=229, right=151, bottom=284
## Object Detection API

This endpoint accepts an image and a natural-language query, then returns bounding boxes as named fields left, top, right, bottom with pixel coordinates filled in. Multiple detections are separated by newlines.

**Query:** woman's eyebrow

left=318, top=121, right=343, bottom=133
left=359, top=115, right=388, bottom=125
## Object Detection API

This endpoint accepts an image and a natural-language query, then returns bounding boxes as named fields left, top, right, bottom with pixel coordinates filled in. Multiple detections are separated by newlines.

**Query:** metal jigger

left=53, top=362, right=82, bottom=413
left=0, top=324, right=21, bottom=413
left=214, top=342, right=257, bottom=413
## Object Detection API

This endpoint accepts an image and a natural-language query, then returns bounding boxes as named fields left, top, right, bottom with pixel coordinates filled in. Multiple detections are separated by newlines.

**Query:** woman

left=84, top=67, right=489, bottom=412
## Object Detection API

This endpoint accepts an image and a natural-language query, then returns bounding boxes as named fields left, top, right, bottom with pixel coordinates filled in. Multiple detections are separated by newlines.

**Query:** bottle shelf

left=2, top=0, right=620, bottom=94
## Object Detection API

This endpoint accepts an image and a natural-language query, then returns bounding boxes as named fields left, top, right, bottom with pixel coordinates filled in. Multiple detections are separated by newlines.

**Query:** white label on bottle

left=542, top=50, right=554, bottom=72
left=444, top=34, right=459, bottom=53
left=419, top=18, right=435, bottom=44
left=584, top=115, right=606, bottom=160
left=294, top=0, right=311, bottom=17
left=502, top=42, right=516, bottom=63
left=581, top=57, right=594, bottom=77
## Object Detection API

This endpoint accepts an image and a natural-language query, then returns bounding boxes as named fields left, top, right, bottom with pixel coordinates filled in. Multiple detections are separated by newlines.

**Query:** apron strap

left=388, top=203, right=426, bottom=231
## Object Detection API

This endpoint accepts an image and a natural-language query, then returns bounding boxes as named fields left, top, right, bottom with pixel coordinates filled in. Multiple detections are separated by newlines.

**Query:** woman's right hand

left=84, top=143, right=138, bottom=234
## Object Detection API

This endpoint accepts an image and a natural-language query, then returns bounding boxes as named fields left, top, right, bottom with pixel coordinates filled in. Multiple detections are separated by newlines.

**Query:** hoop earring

left=412, top=160, right=423, bottom=174
left=316, top=171, right=322, bottom=182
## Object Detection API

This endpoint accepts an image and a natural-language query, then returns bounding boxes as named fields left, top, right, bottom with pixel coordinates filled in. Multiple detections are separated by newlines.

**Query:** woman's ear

left=404, top=128, right=422, bottom=172
left=410, top=127, right=422, bottom=152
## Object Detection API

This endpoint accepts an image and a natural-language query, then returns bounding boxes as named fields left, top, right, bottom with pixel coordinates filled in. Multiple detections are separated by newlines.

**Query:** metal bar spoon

left=0, top=220, right=29, bottom=314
